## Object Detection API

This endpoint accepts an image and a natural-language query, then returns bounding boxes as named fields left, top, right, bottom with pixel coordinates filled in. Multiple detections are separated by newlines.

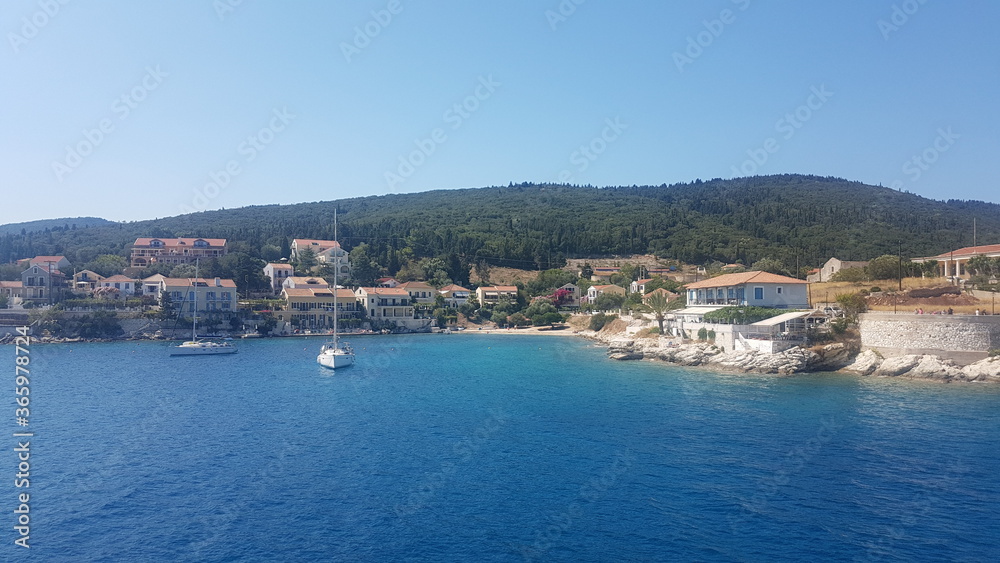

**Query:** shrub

left=707, top=329, right=715, bottom=341
left=697, top=327, right=708, bottom=341
left=589, top=312, right=616, bottom=331
left=989, top=349, right=1000, bottom=358
left=869, top=287, right=881, bottom=293
left=830, top=318, right=849, bottom=335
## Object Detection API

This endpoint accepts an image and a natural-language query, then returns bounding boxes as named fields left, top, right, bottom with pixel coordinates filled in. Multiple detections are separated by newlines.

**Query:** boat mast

left=333, top=209, right=338, bottom=348
left=193, top=258, right=199, bottom=341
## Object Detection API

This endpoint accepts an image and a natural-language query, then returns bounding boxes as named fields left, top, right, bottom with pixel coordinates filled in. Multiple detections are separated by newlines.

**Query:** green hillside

left=2, top=175, right=998, bottom=275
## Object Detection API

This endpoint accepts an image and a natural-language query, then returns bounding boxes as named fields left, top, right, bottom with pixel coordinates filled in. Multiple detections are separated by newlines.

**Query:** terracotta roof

left=479, top=285, right=518, bottom=292
left=439, top=284, right=470, bottom=292
left=684, top=271, right=807, bottom=289
left=293, top=238, right=341, bottom=249
left=284, top=288, right=355, bottom=299
left=376, top=277, right=397, bottom=282
left=0, top=281, right=23, bottom=288
left=161, top=277, right=237, bottom=288
left=30, top=255, right=67, bottom=264
left=592, top=284, right=624, bottom=291
left=267, top=263, right=293, bottom=270
left=933, top=244, right=1000, bottom=258
left=636, top=278, right=653, bottom=284
left=359, top=287, right=409, bottom=296
left=102, top=275, right=135, bottom=282
left=285, top=276, right=329, bottom=286
left=133, top=237, right=226, bottom=247
left=398, top=281, right=435, bottom=290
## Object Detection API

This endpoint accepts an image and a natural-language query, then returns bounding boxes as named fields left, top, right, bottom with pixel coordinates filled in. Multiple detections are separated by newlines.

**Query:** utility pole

left=898, top=241, right=903, bottom=292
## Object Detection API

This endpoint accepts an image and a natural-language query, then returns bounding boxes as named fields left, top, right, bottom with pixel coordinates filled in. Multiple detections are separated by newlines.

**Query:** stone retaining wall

left=860, top=313, right=1000, bottom=365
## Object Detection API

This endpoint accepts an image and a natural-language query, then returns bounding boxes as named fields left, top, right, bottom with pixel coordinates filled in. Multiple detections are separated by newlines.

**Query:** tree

left=593, top=292, right=625, bottom=311
left=866, top=255, right=907, bottom=282
left=295, top=248, right=318, bottom=272
left=643, top=275, right=680, bottom=293
left=508, top=312, right=529, bottom=327
left=579, top=263, right=594, bottom=280
left=619, top=263, right=639, bottom=283
left=257, top=314, right=278, bottom=336
left=751, top=257, right=790, bottom=276
left=349, top=243, right=380, bottom=286
left=830, top=267, right=868, bottom=283
left=525, top=268, right=577, bottom=296
left=836, top=292, right=868, bottom=321
left=474, top=260, right=491, bottom=285
left=645, top=290, right=672, bottom=333
left=260, top=244, right=282, bottom=262
left=158, top=291, right=176, bottom=320
left=84, top=254, right=128, bottom=278
left=170, top=264, right=198, bottom=278
left=524, top=299, right=559, bottom=325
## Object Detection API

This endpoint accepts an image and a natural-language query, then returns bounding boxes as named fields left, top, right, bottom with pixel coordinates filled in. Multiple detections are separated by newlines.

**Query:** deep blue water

left=7, top=334, right=1000, bottom=562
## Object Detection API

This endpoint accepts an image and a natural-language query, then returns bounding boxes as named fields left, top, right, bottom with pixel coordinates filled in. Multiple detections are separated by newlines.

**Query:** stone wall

left=860, top=313, right=1000, bottom=365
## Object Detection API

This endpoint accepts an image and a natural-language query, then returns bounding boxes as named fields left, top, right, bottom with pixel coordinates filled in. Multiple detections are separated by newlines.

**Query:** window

left=753, top=287, right=763, bottom=300
left=776, top=287, right=783, bottom=294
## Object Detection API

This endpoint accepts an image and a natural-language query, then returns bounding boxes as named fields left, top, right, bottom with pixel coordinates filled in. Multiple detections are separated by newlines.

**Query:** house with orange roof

left=398, top=281, right=436, bottom=304
left=130, top=237, right=227, bottom=268
left=159, top=277, right=238, bottom=316
left=72, top=270, right=105, bottom=291
left=475, top=285, right=519, bottom=306
left=438, top=284, right=471, bottom=308
left=278, top=287, right=361, bottom=329
left=585, top=284, right=626, bottom=304
left=684, top=271, right=809, bottom=309
left=291, top=238, right=350, bottom=277
left=356, top=287, right=431, bottom=331
left=630, top=278, right=654, bottom=295
left=19, top=255, right=72, bottom=272
left=20, top=262, right=66, bottom=304
left=0, top=281, right=23, bottom=301
left=912, top=243, right=1000, bottom=280
left=263, top=262, right=294, bottom=294
left=282, top=276, right=330, bottom=290
left=95, top=274, right=138, bottom=297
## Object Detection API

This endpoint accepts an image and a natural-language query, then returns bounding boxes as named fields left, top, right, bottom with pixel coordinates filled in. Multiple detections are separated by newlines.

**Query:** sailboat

left=317, top=210, right=355, bottom=369
left=171, top=259, right=237, bottom=356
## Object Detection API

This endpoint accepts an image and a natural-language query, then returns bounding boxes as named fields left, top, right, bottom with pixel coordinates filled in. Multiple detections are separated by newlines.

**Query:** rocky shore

left=584, top=322, right=1000, bottom=383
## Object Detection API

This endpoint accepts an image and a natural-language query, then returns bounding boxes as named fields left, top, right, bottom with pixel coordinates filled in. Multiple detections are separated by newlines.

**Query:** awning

left=750, top=311, right=811, bottom=327
left=670, top=306, right=727, bottom=316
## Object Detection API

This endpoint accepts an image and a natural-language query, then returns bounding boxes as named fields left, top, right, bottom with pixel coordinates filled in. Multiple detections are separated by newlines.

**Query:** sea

left=7, top=334, right=1000, bottom=562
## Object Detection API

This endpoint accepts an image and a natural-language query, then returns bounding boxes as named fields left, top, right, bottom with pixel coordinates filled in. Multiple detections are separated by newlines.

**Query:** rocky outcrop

left=962, top=357, right=1000, bottom=382
left=811, top=342, right=860, bottom=371
left=585, top=319, right=1000, bottom=382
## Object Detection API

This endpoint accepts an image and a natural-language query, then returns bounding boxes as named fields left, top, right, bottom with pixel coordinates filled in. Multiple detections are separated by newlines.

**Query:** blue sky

left=2, top=0, right=997, bottom=225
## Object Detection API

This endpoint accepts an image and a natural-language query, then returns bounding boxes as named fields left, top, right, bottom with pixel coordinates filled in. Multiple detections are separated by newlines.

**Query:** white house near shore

left=684, top=271, right=809, bottom=309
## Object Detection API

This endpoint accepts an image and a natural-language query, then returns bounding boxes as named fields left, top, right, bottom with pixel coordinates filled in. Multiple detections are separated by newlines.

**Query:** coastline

left=9, top=321, right=1000, bottom=383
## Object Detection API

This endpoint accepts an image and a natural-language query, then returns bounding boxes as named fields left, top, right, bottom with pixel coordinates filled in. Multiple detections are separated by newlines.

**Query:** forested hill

left=2, top=174, right=998, bottom=272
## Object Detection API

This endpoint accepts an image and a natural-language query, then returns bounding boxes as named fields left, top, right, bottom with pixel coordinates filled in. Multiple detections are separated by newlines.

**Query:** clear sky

left=2, top=0, right=998, bottom=225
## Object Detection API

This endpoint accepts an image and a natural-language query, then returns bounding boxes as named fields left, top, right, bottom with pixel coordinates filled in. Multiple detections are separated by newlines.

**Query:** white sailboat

left=171, top=259, right=237, bottom=356
left=318, top=210, right=355, bottom=369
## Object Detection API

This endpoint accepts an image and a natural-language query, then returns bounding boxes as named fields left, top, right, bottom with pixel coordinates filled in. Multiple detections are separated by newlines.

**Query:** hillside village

left=2, top=233, right=999, bottom=369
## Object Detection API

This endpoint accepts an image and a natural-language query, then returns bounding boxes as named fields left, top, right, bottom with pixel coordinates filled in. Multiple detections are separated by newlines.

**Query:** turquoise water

left=9, top=335, right=1000, bottom=561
